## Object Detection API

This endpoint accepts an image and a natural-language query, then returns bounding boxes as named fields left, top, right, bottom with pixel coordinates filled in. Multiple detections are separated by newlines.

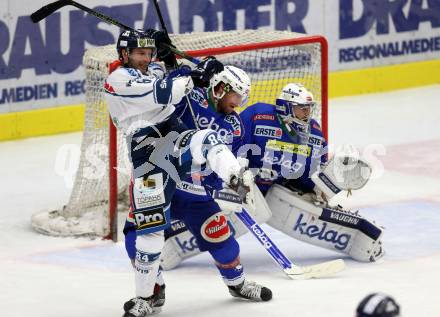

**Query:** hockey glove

left=190, top=56, right=224, bottom=88
left=227, top=168, right=255, bottom=211
left=145, top=29, right=177, bottom=67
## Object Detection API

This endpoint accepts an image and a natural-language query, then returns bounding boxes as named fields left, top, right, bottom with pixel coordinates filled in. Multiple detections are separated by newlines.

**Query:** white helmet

left=275, top=83, right=315, bottom=126
left=210, top=65, right=251, bottom=106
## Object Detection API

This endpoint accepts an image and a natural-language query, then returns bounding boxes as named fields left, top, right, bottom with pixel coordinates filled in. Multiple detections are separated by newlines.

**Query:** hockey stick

left=30, top=0, right=199, bottom=64
left=235, top=207, right=346, bottom=279
left=152, top=0, right=200, bottom=130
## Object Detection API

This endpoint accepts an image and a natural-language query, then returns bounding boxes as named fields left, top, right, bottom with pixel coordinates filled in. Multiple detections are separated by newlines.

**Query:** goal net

left=31, top=30, right=328, bottom=239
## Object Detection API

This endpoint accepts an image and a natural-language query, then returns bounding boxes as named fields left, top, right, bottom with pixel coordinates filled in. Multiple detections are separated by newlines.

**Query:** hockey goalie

left=160, top=83, right=384, bottom=271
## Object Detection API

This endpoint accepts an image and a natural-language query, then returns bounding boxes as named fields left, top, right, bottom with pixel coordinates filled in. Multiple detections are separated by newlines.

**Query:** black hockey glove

left=190, top=56, right=224, bottom=88
left=145, top=29, right=177, bottom=67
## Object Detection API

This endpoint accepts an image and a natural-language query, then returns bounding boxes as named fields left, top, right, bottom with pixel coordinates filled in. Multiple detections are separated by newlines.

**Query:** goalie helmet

left=356, top=293, right=400, bottom=317
left=116, top=30, right=157, bottom=61
left=275, top=83, right=315, bottom=126
left=210, top=65, right=251, bottom=106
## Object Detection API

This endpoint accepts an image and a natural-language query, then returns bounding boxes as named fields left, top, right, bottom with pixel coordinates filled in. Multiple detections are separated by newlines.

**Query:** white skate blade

left=284, top=259, right=345, bottom=280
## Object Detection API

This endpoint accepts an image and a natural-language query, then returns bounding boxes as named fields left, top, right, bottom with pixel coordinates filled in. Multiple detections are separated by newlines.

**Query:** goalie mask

left=275, top=83, right=316, bottom=128
left=210, top=65, right=251, bottom=107
left=117, top=30, right=157, bottom=62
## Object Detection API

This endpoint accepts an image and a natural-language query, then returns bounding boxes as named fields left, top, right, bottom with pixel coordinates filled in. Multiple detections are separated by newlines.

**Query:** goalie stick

left=30, top=0, right=199, bottom=64
left=235, top=207, right=346, bottom=279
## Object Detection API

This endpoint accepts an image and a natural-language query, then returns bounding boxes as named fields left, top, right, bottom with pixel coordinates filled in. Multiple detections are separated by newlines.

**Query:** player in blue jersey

left=124, top=65, right=272, bottom=311
left=240, top=83, right=384, bottom=264
left=155, top=82, right=384, bottom=275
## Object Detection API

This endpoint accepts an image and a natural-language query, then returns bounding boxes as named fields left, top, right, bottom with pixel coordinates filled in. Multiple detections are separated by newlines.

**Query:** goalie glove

left=312, top=146, right=372, bottom=200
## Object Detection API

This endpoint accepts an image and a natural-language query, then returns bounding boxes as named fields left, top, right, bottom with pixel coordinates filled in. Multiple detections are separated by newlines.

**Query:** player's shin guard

left=209, top=238, right=244, bottom=286
left=209, top=235, right=272, bottom=302
left=134, top=232, right=164, bottom=298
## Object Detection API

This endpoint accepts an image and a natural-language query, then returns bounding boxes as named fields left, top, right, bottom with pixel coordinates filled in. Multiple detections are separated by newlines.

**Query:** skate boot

left=228, top=280, right=272, bottom=302
left=123, top=296, right=154, bottom=317
left=124, top=284, right=165, bottom=314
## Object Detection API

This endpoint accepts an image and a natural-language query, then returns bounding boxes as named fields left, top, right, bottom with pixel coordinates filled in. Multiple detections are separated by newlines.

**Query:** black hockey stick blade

left=31, top=0, right=198, bottom=64
left=30, top=0, right=72, bottom=23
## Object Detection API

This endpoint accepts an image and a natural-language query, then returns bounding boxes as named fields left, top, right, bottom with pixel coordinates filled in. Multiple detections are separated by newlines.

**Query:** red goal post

left=31, top=30, right=328, bottom=240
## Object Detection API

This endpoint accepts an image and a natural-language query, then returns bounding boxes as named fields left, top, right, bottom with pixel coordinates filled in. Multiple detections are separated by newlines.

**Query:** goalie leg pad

left=266, top=184, right=384, bottom=262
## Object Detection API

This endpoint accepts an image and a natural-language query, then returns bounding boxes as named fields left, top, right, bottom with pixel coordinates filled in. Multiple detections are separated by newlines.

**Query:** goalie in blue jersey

left=240, top=83, right=385, bottom=263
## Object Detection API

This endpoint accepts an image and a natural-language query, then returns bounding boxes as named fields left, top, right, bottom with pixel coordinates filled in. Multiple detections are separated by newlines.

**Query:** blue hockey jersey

left=173, top=87, right=246, bottom=201
left=239, top=102, right=328, bottom=194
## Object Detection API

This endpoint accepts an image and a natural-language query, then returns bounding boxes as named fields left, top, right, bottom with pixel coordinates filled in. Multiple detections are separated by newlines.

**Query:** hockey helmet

left=356, top=293, right=400, bottom=317
left=210, top=65, right=251, bottom=106
left=117, top=30, right=157, bottom=61
left=275, top=83, right=315, bottom=125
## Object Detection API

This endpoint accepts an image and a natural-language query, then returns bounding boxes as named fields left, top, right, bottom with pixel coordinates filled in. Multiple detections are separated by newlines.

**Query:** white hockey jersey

left=104, top=63, right=193, bottom=135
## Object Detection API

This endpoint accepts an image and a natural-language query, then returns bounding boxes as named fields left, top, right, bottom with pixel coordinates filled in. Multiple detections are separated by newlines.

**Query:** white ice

left=1, top=85, right=439, bottom=317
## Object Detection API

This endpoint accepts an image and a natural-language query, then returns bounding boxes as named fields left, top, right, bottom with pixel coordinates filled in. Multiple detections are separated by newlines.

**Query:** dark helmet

left=356, top=293, right=400, bottom=317
left=116, top=30, right=156, bottom=61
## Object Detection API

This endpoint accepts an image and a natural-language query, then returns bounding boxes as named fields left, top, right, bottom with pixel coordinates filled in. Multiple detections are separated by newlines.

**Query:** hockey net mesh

left=31, top=30, right=326, bottom=237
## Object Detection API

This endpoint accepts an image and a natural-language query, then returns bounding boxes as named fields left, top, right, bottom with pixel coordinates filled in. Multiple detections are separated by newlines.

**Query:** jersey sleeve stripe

left=153, top=79, right=173, bottom=104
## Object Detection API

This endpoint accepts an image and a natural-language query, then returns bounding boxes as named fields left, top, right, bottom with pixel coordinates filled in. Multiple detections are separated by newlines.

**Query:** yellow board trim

left=1, top=59, right=439, bottom=141
left=0, top=104, right=85, bottom=141
left=329, top=59, right=440, bottom=98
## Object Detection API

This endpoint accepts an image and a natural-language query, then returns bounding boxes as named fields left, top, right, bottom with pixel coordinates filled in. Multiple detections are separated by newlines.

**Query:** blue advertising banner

left=1, top=0, right=439, bottom=114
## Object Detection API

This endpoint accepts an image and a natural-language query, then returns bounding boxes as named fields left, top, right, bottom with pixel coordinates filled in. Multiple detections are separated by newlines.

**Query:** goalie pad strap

left=317, top=172, right=342, bottom=194
left=319, top=208, right=382, bottom=241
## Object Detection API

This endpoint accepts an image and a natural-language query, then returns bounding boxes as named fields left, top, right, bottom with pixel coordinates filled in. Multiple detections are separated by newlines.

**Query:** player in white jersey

left=104, top=29, right=254, bottom=317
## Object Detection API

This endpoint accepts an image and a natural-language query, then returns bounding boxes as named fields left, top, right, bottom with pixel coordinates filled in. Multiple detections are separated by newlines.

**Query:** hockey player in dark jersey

left=239, top=82, right=328, bottom=195
left=240, top=83, right=384, bottom=264
left=124, top=65, right=272, bottom=311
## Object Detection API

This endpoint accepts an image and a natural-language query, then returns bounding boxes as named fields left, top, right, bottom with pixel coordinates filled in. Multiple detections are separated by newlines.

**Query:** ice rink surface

left=1, top=85, right=439, bottom=316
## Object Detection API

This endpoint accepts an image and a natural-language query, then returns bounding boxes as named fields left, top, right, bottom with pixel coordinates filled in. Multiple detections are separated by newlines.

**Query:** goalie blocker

left=266, top=184, right=384, bottom=262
